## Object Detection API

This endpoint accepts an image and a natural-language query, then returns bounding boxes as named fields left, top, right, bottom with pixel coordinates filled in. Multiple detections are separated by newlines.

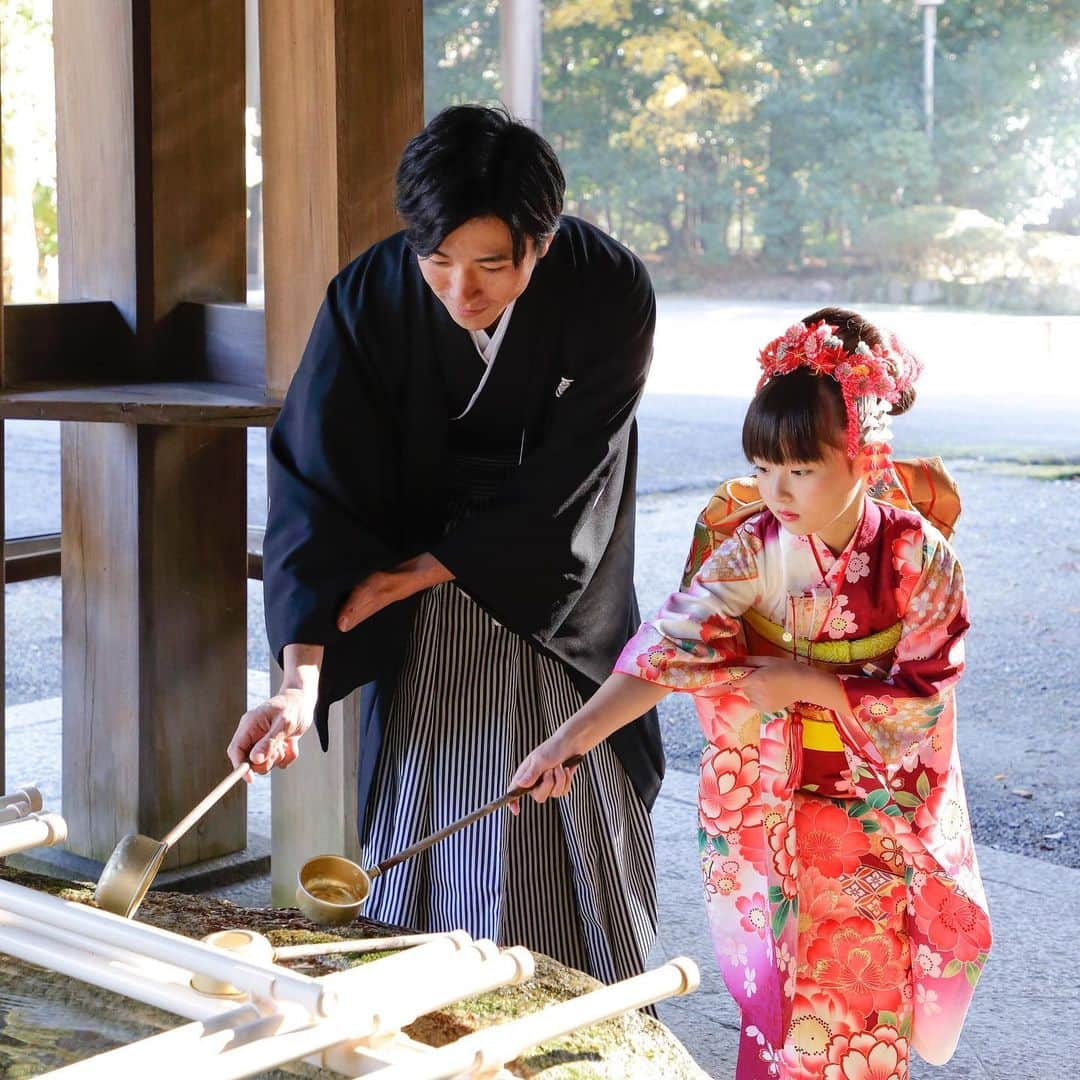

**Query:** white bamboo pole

left=0, top=802, right=36, bottom=824
left=373, top=957, right=701, bottom=1080
left=0, top=922, right=233, bottom=1023
left=0, top=784, right=44, bottom=812
left=35, top=931, right=477, bottom=1080
left=38, top=1002, right=307, bottom=1080
left=0, top=907, right=205, bottom=994
left=0, top=811, right=67, bottom=855
left=193, top=942, right=533, bottom=1080
left=272, top=931, right=450, bottom=960
left=0, top=879, right=329, bottom=1017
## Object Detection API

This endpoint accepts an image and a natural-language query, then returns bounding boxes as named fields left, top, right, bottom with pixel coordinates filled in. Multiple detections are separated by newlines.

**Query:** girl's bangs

left=741, top=373, right=844, bottom=464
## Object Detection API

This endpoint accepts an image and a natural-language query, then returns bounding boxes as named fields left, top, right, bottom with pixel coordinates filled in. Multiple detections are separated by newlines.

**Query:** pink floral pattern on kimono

left=615, top=499, right=990, bottom=1078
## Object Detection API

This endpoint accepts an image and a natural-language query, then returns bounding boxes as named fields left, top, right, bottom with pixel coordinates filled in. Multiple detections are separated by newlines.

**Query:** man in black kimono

left=228, top=105, right=663, bottom=983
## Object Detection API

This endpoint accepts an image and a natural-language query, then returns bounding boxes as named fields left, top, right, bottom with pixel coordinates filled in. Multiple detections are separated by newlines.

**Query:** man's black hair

left=395, top=105, right=565, bottom=265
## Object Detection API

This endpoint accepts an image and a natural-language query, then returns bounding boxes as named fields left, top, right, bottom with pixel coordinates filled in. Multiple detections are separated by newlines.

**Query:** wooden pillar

left=54, top=0, right=249, bottom=865
left=258, top=0, right=423, bottom=903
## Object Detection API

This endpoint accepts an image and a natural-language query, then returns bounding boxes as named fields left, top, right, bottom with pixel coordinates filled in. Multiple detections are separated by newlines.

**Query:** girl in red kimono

left=513, top=308, right=991, bottom=1079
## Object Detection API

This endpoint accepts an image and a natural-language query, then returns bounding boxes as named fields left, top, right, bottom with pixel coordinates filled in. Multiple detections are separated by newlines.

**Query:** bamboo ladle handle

left=370, top=754, right=584, bottom=880
left=161, top=763, right=250, bottom=848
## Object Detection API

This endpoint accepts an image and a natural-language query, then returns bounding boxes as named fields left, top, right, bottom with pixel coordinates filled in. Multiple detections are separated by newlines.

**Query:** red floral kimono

left=615, top=475, right=990, bottom=1079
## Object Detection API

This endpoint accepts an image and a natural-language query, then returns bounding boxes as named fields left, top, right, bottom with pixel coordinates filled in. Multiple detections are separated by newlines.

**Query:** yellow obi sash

left=741, top=608, right=902, bottom=753
left=742, top=606, right=902, bottom=665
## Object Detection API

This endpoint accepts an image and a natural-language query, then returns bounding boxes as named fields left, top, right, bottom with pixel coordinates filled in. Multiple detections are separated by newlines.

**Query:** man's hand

left=227, top=688, right=314, bottom=779
left=337, top=553, right=454, bottom=632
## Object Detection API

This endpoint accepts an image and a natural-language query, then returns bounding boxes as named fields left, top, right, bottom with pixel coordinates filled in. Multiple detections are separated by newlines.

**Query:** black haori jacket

left=263, top=216, right=664, bottom=825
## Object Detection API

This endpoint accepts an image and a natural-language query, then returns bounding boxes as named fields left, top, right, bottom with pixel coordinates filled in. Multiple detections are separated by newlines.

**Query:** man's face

left=417, top=215, right=552, bottom=331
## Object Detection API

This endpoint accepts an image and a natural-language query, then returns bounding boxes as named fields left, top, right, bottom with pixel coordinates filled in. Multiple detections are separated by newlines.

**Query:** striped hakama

left=360, top=582, right=657, bottom=984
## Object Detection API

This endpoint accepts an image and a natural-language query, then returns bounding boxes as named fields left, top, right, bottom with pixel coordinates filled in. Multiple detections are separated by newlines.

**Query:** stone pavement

left=6, top=693, right=1075, bottom=1078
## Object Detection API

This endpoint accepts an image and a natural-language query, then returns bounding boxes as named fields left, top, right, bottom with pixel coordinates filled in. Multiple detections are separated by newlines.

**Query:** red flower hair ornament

left=756, top=321, right=922, bottom=459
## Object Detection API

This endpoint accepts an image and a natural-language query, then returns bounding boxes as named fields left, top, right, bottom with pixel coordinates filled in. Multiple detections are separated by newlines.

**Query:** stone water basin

left=0, top=866, right=708, bottom=1078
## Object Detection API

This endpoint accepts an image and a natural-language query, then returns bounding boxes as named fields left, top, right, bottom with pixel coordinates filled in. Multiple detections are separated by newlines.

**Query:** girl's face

left=751, top=443, right=866, bottom=554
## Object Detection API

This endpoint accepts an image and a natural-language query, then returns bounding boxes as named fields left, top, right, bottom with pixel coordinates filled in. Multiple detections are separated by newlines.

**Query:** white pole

left=36, top=932, right=476, bottom=1080
left=0, top=879, right=330, bottom=1017
left=375, top=957, right=701, bottom=1080
left=272, top=931, right=450, bottom=960
left=499, top=0, right=543, bottom=128
left=0, top=922, right=234, bottom=1024
left=197, top=943, right=532, bottom=1080
left=0, top=784, right=44, bottom=812
left=924, top=3, right=933, bottom=138
left=0, top=811, right=68, bottom=856
left=0, top=906, right=208, bottom=994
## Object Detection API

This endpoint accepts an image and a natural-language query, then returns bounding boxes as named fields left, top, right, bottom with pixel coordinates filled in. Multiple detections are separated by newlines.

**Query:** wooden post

left=54, top=0, right=249, bottom=865
left=259, top=0, right=423, bottom=902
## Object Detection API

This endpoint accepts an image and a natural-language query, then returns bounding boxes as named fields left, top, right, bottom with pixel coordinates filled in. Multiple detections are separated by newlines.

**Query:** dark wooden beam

left=2, top=299, right=267, bottom=398
left=3, top=528, right=265, bottom=584
left=1, top=302, right=134, bottom=386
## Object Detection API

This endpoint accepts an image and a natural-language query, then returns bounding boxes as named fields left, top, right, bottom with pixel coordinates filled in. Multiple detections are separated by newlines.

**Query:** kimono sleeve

left=431, top=256, right=654, bottom=640
left=262, top=279, right=402, bottom=670
left=839, top=524, right=969, bottom=761
left=613, top=526, right=762, bottom=689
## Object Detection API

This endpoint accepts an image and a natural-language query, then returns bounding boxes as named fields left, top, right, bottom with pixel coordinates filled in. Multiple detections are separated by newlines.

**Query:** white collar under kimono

left=454, top=301, right=516, bottom=421
left=468, top=300, right=515, bottom=366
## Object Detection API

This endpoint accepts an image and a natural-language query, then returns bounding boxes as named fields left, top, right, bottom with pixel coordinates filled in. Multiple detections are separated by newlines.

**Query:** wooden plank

left=0, top=381, right=279, bottom=426
left=260, top=0, right=423, bottom=395
left=1, top=530, right=266, bottom=584
left=4, top=535, right=61, bottom=584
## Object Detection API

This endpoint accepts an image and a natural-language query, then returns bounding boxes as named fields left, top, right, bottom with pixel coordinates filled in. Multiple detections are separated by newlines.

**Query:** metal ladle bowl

left=95, top=763, right=251, bottom=918
left=295, top=754, right=584, bottom=927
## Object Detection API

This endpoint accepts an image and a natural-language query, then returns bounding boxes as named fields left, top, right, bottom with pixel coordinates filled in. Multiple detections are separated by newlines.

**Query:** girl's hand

left=509, top=736, right=581, bottom=815
left=738, top=655, right=848, bottom=717
left=737, top=655, right=810, bottom=714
